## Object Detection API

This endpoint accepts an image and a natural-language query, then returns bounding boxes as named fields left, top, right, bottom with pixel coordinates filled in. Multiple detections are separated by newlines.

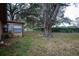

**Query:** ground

left=0, top=32, right=79, bottom=56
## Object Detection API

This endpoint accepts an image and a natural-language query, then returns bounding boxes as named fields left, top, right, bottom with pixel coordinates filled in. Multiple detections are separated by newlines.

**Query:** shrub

left=34, top=27, right=79, bottom=33
left=1, top=32, right=13, bottom=40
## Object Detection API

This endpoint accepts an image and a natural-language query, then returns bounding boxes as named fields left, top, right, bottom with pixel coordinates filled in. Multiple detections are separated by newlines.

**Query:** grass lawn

left=0, top=32, right=79, bottom=56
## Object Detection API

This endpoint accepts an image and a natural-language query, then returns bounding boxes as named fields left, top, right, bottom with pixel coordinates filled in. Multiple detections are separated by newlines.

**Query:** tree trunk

left=44, top=24, right=52, bottom=37
left=44, top=15, right=52, bottom=37
left=43, top=4, right=60, bottom=37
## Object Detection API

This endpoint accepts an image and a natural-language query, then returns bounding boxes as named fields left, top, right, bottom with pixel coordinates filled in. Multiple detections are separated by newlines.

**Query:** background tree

left=7, top=3, right=30, bottom=21
left=19, top=3, right=42, bottom=30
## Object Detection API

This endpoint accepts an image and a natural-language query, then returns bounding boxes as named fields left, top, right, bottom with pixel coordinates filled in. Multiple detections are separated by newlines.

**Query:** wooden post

left=22, top=24, right=24, bottom=37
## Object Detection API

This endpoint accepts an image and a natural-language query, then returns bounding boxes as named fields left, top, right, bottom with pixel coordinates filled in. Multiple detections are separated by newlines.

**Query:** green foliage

left=7, top=3, right=74, bottom=32
left=34, top=28, right=79, bottom=33
left=2, top=32, right=13, bottom=40
left=52, top=28, right=79, bottom=32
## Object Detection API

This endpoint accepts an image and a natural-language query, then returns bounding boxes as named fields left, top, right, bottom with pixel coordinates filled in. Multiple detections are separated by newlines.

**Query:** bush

left=2, top=32, right=13, bottom=40
left=34, top=27, right=79, bottom=33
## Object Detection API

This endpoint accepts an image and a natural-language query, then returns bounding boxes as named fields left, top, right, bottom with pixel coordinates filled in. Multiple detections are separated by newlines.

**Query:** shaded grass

left=0, top=32, right=79, bottom=56
left=0, top=36, right=32, bottom=56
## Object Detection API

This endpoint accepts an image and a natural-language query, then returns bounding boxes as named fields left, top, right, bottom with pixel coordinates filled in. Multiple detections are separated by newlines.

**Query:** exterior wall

left=0, top=4, right=7, bottom=43
left=13, top=23, right=23, bottom=37
left=8, top=23, right=23, bottom=37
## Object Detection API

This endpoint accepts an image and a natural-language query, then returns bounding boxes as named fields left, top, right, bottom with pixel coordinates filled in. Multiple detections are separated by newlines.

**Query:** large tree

left=40, top=3, right=68, bottom=37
